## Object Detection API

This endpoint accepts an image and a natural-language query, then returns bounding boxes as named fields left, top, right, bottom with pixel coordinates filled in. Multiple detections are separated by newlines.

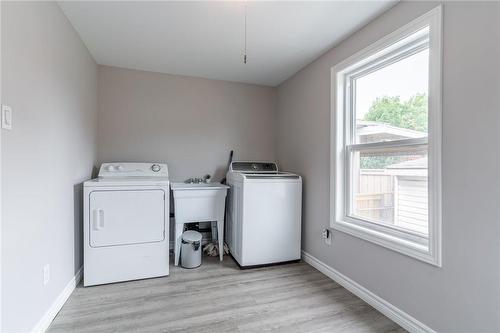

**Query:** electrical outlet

left=43, top=264, right=50, bottom=285
left=322, top=228, right=332, bottom=245
left=2, top=105, right=13, bottom=130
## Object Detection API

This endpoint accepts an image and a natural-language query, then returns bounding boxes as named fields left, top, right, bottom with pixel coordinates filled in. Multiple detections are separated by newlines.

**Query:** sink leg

left=217, top=219, right=224, bottom=262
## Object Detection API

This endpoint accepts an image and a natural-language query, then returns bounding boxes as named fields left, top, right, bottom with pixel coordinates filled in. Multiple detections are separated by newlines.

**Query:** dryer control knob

left=151, top=164, right=161, bottom=172
left=106, top=165, right=116, bottom=172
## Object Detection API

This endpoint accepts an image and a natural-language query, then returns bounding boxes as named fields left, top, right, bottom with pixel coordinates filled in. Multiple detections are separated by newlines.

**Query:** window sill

left=331, top=219, right=441, bottom=266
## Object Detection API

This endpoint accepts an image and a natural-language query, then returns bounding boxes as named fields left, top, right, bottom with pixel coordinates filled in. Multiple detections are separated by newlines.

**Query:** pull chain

left=243, top=3, right=247, bottom=64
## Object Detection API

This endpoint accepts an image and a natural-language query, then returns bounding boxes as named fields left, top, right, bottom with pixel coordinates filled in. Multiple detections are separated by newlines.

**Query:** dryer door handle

left=93, top=209, right=105, bottom=231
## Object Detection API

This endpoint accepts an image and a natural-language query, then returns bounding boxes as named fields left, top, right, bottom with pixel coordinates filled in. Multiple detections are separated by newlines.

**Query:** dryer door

left=89, top=189, right=165, bottom=247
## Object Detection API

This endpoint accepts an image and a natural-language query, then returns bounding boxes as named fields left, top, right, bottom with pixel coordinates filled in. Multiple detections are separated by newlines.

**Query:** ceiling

left=59, top=1, right=396, bottom=87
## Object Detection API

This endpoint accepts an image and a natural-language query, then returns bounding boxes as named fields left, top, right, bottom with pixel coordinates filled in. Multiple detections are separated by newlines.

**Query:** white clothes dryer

left=83, top=163, right=170, bottom=286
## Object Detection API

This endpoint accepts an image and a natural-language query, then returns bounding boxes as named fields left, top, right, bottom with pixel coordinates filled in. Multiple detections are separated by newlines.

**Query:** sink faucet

left=184, top=177, right=204, bottom=184
left=184, top=175, right=212, bottom=184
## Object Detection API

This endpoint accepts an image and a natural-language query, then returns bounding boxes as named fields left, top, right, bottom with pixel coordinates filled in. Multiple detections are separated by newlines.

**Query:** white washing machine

left=83, top=162, right=170, bottom=286
left=226, top=161, right=302, bottom=268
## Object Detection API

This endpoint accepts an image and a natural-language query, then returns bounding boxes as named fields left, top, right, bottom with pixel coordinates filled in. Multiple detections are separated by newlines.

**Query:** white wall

left=276, top=1, right=500, bottom=332
left=98, top=65, right=277, bottom=182
left=1, top=2, right=98, bottom=332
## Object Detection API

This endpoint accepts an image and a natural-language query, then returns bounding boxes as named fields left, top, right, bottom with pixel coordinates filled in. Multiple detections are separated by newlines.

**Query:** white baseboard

left=301, top=251, right=436, bottom=333
left=32, top=266, right=83, bottom=333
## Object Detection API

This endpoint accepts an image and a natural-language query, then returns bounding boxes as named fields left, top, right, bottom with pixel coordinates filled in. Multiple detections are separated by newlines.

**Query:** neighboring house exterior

left=356, top=120, right=427, bottom=143
left=386, top=157, right=428, bottom=234
left=354, top=121, right=428, bottom=235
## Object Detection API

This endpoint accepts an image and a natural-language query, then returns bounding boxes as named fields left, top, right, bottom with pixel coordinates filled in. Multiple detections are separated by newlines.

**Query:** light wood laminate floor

left=49, top=256, right=405, bottom=333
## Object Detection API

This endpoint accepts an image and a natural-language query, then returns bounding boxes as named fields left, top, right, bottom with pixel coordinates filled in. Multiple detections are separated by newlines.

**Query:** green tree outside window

left=360, top=94, right=427, bottom=169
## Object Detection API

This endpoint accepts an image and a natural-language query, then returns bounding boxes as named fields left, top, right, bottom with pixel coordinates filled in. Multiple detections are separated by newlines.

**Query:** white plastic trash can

left=181, top=230, right=202, bottom=268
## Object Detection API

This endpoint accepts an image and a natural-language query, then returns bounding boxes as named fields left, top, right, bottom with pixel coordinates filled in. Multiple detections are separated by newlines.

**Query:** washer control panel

left=98, top=163, right=168, bottom=178
left=229, top=161, right=278, bottom=173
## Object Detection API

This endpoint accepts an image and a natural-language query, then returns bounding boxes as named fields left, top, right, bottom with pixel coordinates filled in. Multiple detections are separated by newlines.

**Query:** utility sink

left=170, top=182, right=229, bottom=266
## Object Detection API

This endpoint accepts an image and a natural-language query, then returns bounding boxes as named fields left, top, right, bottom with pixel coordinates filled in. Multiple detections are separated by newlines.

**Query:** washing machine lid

left=241, top=173, right=300, bottom=180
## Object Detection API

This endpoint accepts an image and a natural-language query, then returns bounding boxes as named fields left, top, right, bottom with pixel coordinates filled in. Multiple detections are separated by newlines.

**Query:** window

left=331, top=6, right=442, bottom=266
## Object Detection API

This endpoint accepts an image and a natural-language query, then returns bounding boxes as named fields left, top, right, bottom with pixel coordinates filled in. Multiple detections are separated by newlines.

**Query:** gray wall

left=98, top=66, right=277, bottom=182
left=1, top=2, right=98, bottom=332
left=276, top=2, right=500, bottom=332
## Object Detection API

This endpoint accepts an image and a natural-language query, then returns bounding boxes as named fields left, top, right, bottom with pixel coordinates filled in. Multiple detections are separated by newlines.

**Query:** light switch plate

left=2, top=105, right=12, bottom=130
left=43, top=264, right=50, bottom=285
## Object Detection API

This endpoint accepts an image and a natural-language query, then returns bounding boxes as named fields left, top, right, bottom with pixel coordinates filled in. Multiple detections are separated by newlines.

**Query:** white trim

left=302, top=251, right=437, bottom=333
left=425, top=4, right=443, bottom=269
left=0, top=1, right=3, bottom=329
left=347, top=137, right=427, bottom=151
left=31, top=267, right=83, bottom=333
left=331, top=220, right=436, bottom=265
left=330, top=5, right=442, bottom=266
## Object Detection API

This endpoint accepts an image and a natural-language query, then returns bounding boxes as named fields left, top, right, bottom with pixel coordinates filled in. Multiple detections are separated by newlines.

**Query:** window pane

left=349, top=145, right=428, bottom=235
left=354, top=49, right=429, bottom=144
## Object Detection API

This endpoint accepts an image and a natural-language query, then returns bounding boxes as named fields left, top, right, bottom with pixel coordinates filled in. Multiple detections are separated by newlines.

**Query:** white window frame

left=330, top=6, right=442, bottom=266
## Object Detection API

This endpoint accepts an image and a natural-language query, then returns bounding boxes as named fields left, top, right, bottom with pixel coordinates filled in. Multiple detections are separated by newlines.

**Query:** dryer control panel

left=98, top=163, right=169, bottom=178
